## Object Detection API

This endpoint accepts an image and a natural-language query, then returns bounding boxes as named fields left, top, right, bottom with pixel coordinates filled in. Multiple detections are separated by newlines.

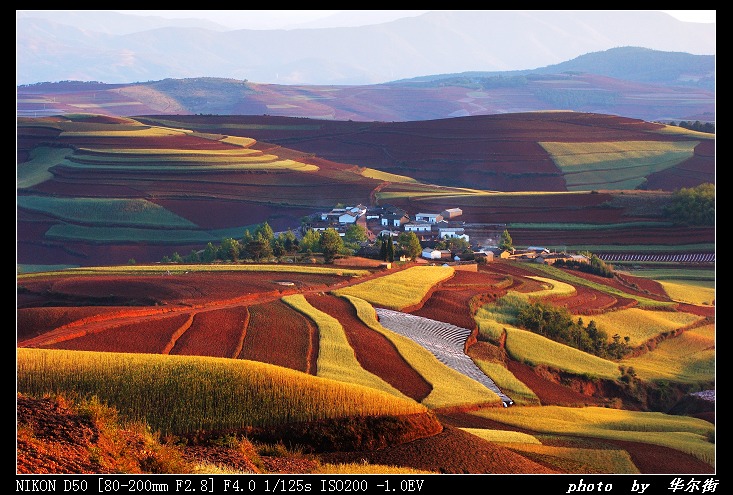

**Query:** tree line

left=160, top=223, right=373, bottom=265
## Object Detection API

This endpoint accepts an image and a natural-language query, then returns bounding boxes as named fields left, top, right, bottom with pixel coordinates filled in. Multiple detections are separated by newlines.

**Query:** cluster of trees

left=162, top=223, right=372, bottom=265
left=516, top=300, right=631, bottom=360
left=667, top=120, right=715, bottom=134
left=664, top=183, right=715, bottom=226
left=377, top=232, right=422, bottom=262
left=554, top=252, right=615, bottom=278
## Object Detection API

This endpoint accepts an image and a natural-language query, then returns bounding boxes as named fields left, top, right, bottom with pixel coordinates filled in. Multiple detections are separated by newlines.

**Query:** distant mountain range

left=17, top=10, right=715, bottom=86
left=17, top=47, right=714, bottom=123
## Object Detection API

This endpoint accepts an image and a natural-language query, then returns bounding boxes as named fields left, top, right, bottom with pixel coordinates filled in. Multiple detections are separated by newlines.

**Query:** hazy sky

left=113, top=10, right=715, bottom=30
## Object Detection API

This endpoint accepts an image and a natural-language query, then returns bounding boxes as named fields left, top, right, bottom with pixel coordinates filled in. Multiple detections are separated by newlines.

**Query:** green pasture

left=539, top=141, right=699, bottom=191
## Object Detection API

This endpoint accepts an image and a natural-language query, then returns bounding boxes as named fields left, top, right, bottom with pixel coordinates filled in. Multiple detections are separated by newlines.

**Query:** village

left=302, top=204, right=591, bottom=266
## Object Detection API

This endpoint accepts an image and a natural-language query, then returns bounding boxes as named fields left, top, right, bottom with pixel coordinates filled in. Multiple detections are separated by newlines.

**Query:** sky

left=115, top=10, right=716, bottom=30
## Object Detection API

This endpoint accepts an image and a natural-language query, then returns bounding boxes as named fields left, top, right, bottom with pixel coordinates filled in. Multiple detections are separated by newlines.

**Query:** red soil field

left=240, top=300, right=316, bottom=374
left=478, top=262, right=551, bottom=293
left=18, top=272, right=345, bottom=308
left=169, top=306, right=249, bottom=358
left=645, top=140, right=716, bottom=191
left=46, top=313, right=192, bottom=354
left=507, top=360, right=610, bottom=407
left=544, top=285, right=620, bottom=315
left=150, top=198, right=316, bottom=230
left=318, top=424, right=561, bottom=474
left=411, top=269, right=515, bottom=328
left=411, top=289, right=484, bottom=330
left=17, top=307, right=125, bottom=342
left=304, top=293, right=431, bottom=401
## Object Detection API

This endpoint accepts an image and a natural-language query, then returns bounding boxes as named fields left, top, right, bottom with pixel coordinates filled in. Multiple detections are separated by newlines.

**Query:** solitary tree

left=499, top=229, right=513, bottom=252
left=397, top=231, right=422, bottom=259
left=320, top=228, right=344, bottom=263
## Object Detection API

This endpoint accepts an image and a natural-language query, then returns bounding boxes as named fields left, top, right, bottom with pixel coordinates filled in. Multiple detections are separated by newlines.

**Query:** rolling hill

left=17, top=47, right=715, bottom=122
left=16, top=111, right=714, bottom=269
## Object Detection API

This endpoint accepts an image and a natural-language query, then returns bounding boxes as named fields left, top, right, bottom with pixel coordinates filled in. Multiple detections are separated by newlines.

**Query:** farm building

left=441, top=208, right=463, bottom=219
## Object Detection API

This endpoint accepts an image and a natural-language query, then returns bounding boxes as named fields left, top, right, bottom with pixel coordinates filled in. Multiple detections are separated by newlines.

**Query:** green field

left=18, top=196, right=198, bottom=228
left=539, top=141, right=699, bottom=191
left=16, top=147, right=74, bottom=188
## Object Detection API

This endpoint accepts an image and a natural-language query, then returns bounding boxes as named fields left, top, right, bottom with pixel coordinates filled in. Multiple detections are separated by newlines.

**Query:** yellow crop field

left=591, top=308, right=704, bottom=346
left=342, top=295, right=502, bottom=409
left=358, top=168, right=419, bottom=183
left=659, top=281, right=716, bottom=306
left=281, top=294, right=410, bottom=399
left=461, top=428, right=541, bottom=444
left=333, top=265, right=454, bottom=310
left=470, top=360, right=540, bottom=406
left=620, top=324, right=715, bottom=383
left=504, top=326, right=621, bottom=379
left=17, top=348, right=427, bottom=436
left=654, top=125, right=715, bottom=139
left=470, top=405, right=714, bottom=467
left=219, top=136, right=257, bottom=147
left=518, top=276, right=576, bottom=298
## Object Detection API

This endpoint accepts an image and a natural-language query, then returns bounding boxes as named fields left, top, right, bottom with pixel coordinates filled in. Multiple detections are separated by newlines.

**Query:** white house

left=415, top=213, right=443, bottom=223
left=404, top=222, right=432, bottom=233
left=421, top=248, right=443, bottom=259
left=380, top=212, right=410, bottom=227
left=437, top=227, right=469, bottom=241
